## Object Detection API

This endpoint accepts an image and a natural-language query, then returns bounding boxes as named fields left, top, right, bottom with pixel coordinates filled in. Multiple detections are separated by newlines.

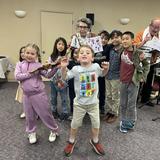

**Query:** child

left=67, top=49, right=79, bottom=115
left=15, top=46, right=26, bottom=118
left=105, top=30, right=123, bottom=123
left=119, top=32, right=149, bottom=133
left=94, top=30, right=110, bottom=115
left=61, top=45, right=109, bottom=156
left=14, top=43, right=59, bottom=144
left=48, top=37, right=69, bottom=120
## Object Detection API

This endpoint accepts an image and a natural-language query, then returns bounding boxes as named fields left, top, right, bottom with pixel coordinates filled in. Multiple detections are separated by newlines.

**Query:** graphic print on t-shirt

left=121, top=52, right=133, bottom=65
left=79, top=72, right=96, bottom=97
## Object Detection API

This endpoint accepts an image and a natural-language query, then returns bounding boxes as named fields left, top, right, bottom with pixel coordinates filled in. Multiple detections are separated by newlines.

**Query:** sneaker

left=48, top=131, right=57, bottom=142
left=28, top=132, right=37, bottom=144
left=119, top=121, right=128, bottom=133
left=106, top=114, right=118, bottom=123
left=90, top=139, right=105, bottom=155
left=20, top=112, right=25, bottom=119
left=64, top=141, right=77, bottom=157
left=123, top=120, right=135, bottom=130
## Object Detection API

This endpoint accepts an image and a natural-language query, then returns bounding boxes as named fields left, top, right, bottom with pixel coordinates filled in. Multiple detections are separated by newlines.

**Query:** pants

left=23, top=91, right=59, bottom=133
left=68, top=78, right=75, bottom=113
left=50, top=81, right=69, bottom=114
left=71, top=104, right=100, bottom=129
left=105, top=79, right=120, bottom=116
left=98, top=77, right=105, bottom=112
left=120, top=82, right=139, bottom=122
left=141, top=66, right=154, bottom=103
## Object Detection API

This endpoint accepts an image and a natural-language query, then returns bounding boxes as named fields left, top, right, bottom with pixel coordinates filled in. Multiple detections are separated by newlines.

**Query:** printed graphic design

left=86, top=36, right=103, bottom=53
left=52, top=69, right=68, bottom=90
left=79, top=72, right=96, bottom=97
left=121, top=52, right=133, bottom=65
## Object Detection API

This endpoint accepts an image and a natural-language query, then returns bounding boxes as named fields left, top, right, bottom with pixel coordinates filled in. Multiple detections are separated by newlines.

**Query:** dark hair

left=50, top=37, right=67, bottom=62
left=77, top=17, right=92, bottom=30
left=110, top=30, right=122, bottom=39
left=25, top=43, right=42, bottom=63
left=122, top=31, right=134, bottom=39
left=19, top=46, right=26, bottom=62
left=98, top=30, right=110, bottom=40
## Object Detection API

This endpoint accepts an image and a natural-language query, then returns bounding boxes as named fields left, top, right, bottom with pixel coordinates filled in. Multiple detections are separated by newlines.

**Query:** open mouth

left=82, top=57, right=87, bottom=60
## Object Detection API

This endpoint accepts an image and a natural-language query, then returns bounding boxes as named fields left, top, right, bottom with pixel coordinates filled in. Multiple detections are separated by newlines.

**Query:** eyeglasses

left=78, top=25, right=88, bottom=29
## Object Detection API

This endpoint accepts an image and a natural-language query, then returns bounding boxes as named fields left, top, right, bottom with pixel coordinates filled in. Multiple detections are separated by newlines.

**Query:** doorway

left=41, top=11, right=73, bottom=63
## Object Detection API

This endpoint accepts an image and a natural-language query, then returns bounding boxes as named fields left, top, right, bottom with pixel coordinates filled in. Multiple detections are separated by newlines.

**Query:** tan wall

left=0, top=0, right=160, bottom=80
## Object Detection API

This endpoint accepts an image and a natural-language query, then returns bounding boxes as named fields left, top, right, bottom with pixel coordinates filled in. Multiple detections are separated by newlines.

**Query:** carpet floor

left=0, top=82, right=160, bottom=160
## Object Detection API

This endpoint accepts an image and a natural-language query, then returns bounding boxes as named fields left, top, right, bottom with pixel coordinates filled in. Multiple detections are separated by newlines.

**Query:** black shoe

left=146, top=101, right=154, bottom=107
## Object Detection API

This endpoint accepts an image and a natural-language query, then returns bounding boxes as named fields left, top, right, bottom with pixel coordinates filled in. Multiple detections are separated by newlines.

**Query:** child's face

left=73, top=51, right=78, bottom=60
left=77, top=47, right=94, bottom=65
left=100, top=34, right=109, bottom=46
left=24, top=47, right=38, bottom=62
left=111, top=35, right=122, bottom=46
left=57, top=40, right=65, bottom=52
left=122, top=34, right=133, bottom=49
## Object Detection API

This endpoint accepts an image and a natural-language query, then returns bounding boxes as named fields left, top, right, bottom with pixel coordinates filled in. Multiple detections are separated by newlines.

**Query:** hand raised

left=101, top=61, right=109, bottom=69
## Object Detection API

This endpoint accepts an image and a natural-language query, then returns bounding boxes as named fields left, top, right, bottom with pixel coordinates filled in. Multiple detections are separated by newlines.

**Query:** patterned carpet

left=0, top=82, right=160, bottom=160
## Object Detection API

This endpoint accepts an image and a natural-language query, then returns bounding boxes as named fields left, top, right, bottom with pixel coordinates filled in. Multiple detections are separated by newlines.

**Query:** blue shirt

left=106, top=49, right=121, bottom=80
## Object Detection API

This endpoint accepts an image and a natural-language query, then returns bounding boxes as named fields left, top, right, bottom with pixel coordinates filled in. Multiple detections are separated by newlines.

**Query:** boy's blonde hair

left=77, top=45, right=94, bottom=56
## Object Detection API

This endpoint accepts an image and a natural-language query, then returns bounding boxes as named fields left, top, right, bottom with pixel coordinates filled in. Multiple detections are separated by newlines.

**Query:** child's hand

left=139, top=52, right=145, bottom=61
left=101, top=61, right=109, bottom=69
left=61, top=57, right=69, bottom=68
left=42, top=63, right=52, bottom=70
left=29, top=69, right=39, bottom=74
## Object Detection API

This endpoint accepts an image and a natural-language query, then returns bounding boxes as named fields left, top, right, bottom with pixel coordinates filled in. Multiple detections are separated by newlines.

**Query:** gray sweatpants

left=120, top=82, right=139, bottom=122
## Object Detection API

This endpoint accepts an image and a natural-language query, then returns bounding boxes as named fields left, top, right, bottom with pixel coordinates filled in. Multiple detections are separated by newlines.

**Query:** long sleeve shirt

left=15, top=60, right=57, bottom=95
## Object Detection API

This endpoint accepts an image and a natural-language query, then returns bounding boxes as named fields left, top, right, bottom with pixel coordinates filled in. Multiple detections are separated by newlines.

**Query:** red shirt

left=120, top=50, right=135, bottom=83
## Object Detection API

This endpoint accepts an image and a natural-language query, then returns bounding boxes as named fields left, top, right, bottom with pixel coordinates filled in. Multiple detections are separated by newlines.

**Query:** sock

left=93, top=137, right=99, bottom=143
left=69, top=137, right=75, bottom=143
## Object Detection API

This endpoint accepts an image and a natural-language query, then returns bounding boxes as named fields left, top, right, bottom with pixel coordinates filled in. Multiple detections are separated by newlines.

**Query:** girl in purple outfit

left=14, top=43, right=59, bottom=144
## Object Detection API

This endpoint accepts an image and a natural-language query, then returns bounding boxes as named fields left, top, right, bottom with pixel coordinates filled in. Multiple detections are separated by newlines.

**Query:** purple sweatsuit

left=15, top=60, right=59, bottom=134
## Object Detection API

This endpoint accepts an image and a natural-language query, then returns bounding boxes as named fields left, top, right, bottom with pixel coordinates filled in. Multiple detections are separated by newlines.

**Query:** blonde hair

left=25, top=43, right=41, bottom=62
left=77, top=45, right=94, bottom=56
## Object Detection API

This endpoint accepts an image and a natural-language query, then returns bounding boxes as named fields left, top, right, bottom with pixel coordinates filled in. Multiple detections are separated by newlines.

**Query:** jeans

left=50, top=81, right=69, bottom=114
left=120, top=82, right=139, bottom=122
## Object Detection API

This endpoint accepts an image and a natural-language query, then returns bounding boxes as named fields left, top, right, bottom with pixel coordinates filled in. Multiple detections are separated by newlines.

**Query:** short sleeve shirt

left=67, top=63, right=103, bottom=105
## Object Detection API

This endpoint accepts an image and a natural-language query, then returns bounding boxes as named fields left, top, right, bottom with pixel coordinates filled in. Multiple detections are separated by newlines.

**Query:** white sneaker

left=20, top=112, right=25, bottom=119
left=48, top=131, right=56, bottom=142
left=28, top=132, right=37, bottom=144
